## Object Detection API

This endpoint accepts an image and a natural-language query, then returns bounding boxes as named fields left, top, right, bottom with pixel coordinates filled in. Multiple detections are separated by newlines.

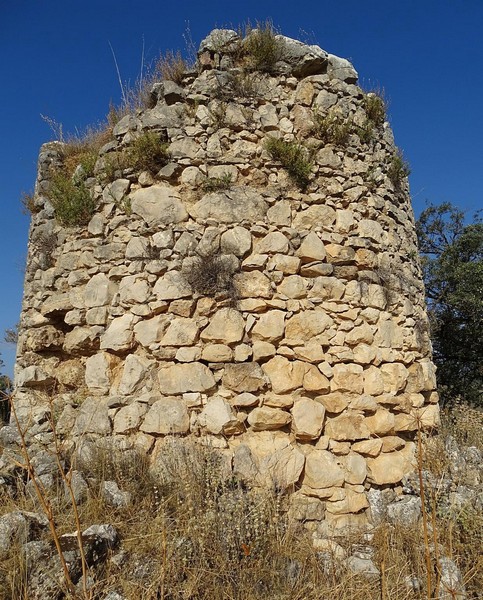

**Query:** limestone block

left=278, top=275, right=308, bottom=298
left=73, top=398, right=112, bottom=436
left=190, top=187, right=268, bottom=223
left=160, top=317, right=199, bottom=346
left=154, top=271, right=191, bottom=301
left=285, top=310, right=332, bottom=341
left=200, top=308, right=245, bottom=344
left=303, top=450, right=345, bottom=490
left=325, top=244, right=356, bottom=265
left=103, top=178, right=130, bottom=203
left=64, top=327, right=101, bottom=354
left=316, top=147, right=342, bottom=169
left=263, top=393, right=294, bottom=408
left=220, top=226, right=252, bottom=256
left=247, top=407, right=291, bottom=431
left=331, top=364, right=363, bottom=394
left=100, top=314, right=136, bottom=351
left=234, top=271, right=272, bottom=298
left=293, top=342, right=325, bottom=363
left=85, top=352, right=118, bottom=394
left=86, top=307, right=108, bottom=325
left=349, top=395, right=378, bottom=412
left=367, top=443, right=416, bottom=485
left=316, top=393, right=349, bottom=414
left=231, top=392, right=259, bottom=407
left=309, top=277, right=345, bottom=300
left=251, top=310, right=285, bottom=342
left=267, top=200, right=292, bottom=226
left=363, top=366, right=385, bottom=396
left=198, top=396, right=239, bottom=435
left=113, top=402, right=148, bottom=434
left=380, top=363, right=409, bottom=393
left=291, top=397, right=325, bottom=440
left=340, top=452, right=367, bottom=485
left=222, top=363, right=266, bottom=392
left=352, top=343, right=376, bottom=364
left=417, top=404, right=440, bottom=430
left=176, top=347, right=202, bottom=362
left=364, top=409, right=395, bottom=435
left=40, top=292, right=75, bottom=316
left=262, top=356, right=306, bottom=393
left=406, top=360, right=437, bottom=393
left=259, top=445, right=305, bottom=489
left=16, top=366, right=55, bottom=388
left=158, top=362, right=215, bottom=394
left=130, top=185, right=188, bottom=226
left=302, top=364, right=330, bottom=393
left=296, top=232, right=327, bottom=263
left=125, top=237, right=150, bottom=259
left=252, top=341, right=276, bottom=361
left=292, top=205, right=336, bottom=229
left=375, top=319, right=404, bottom=348
left=358, top=219, right=384, bottom=244
left=118, top=354, right=152, bottom=395
left=201, top=344, right=233, bottom=362
left=381, top=436, right=406, bottom=452
left=326, top=489, right=369, bottom=515
left=290, top=493, right=325, bottom=521
left=351, top=439, right=383, bottom=457
left=256, top=232, right=289, bottom=254
left=84, top=273, right=117, bottom=308
left=361, top=284, right=387, bottom=309
left=56, top=360, right=85, bottom=388
left=134, top=316, right=168, bottom=347
left=345, top=323, right=373, bottom=346
left=324, top=412, right=370, bottom=441
left=140, top=397, right=190, bottom=434
left=267, top=254, right=301, bottom=274
left=336, top=210, right=355, bottom=233
left=119, top=275, right=150, bottom=305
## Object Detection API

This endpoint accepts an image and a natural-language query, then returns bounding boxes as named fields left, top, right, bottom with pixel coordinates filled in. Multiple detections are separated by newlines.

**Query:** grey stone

left=130, top=185, right=188, bottom=226
left=102, top=481, right=131, bottom=508
left=190, top=187, right=268, bottom=223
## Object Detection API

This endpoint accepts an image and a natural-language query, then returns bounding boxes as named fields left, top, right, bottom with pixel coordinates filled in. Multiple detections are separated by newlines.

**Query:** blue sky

left=1, top=0, right=482, bottom=376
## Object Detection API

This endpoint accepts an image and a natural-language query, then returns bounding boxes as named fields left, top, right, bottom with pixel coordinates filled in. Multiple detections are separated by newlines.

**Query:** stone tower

left=5, top=28, right=439, bottom=534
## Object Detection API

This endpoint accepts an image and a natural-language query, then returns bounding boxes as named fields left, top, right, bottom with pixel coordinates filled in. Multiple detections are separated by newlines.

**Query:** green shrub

left=388, top=150, right=411, bottom=188
left=266, top=137, right=312, bottom=189
left=242, top=20, right=285, bottom=73
left=355, top=119, right=375, bottom=144
left=127, top=131, right=170, bottom=173
left=202, top=173, right=233, bottom=193
left=363, top=92, right=386, bottom=127
left=313, top=111, right=353, bottom=146
left=48, top=170, right=96, bottom=226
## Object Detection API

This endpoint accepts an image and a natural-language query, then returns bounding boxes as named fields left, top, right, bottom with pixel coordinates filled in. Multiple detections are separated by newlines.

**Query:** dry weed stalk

left=3, top=390, right=92, bottom=599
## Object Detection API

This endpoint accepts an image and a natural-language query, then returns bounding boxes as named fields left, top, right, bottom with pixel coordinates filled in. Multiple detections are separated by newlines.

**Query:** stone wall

left=6, top=29, right=439, bottom=534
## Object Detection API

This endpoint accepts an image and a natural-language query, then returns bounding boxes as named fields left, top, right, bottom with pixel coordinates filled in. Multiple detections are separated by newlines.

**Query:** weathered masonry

left=6, top=29, right=439, bottom=535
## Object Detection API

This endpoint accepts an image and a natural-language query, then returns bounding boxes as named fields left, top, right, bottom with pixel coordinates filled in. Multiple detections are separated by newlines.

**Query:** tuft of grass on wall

left=313, top=110, right=353, bottom=146
left=48, top=169, right=96, bottom=227
left=127, top=131, right=170, bottom=174
left=265, top=137, right=312, bottom=189
left=388, top=149, right=411, bottom=189
left=242, top=20, right=285, bottom=73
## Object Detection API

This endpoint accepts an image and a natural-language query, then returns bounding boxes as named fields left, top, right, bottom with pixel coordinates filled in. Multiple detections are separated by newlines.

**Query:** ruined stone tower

left=6, top=28, right=439, bottom=534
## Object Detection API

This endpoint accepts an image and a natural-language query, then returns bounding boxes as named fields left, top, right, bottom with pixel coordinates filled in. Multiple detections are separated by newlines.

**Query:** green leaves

left=417, top=203, right=483, bottom=405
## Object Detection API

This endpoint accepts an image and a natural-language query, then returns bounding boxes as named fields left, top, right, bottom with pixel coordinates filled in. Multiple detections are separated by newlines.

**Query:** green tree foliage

left=416, top=203, right=483, bottom=405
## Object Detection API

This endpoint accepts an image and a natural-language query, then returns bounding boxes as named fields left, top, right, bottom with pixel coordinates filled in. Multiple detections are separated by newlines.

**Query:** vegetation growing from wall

left=265, top=137, right=312, bottom=189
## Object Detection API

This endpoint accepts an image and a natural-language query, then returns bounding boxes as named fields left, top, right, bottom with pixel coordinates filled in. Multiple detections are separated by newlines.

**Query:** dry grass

left=1, top=397, right=481, bottom=599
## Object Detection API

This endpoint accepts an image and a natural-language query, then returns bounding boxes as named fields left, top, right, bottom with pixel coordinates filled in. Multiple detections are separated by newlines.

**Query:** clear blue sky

left=1, top=0, right=482, bottom=376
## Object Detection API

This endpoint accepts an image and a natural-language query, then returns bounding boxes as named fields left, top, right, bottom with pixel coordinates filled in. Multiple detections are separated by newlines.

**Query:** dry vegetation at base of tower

left=0, top=23, right=481, bottom=600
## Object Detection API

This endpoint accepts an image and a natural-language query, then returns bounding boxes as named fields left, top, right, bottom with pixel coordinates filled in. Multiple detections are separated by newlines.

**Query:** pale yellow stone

left=303, top=450, right=345, bottom=490
left=326, top=489, right=369, bottom=514
left=291, top=397, right=326, bottom=440
left=380, top=363, right=409, bottom=393
left=285, top=310, right=332, bottom=341
left=316, top=393, right=349, bottom=414
left=262, top=356, right=306, bottom=393
left=200, top=308, right=245, bottom=344
left=351, top=439, right=383, bottom=457
left=325, top=411, right=371, bottom=441
left=247, top=407, right=291, bottom=431
left=364, top=409, right=395, bottom=435
left=251, top=310, right=285, bottom=342
left=367, top=443, right=416, bottom=485
left=331, top=363, right=363, bottom=394
left=201, top=344, right=233, bottom=362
